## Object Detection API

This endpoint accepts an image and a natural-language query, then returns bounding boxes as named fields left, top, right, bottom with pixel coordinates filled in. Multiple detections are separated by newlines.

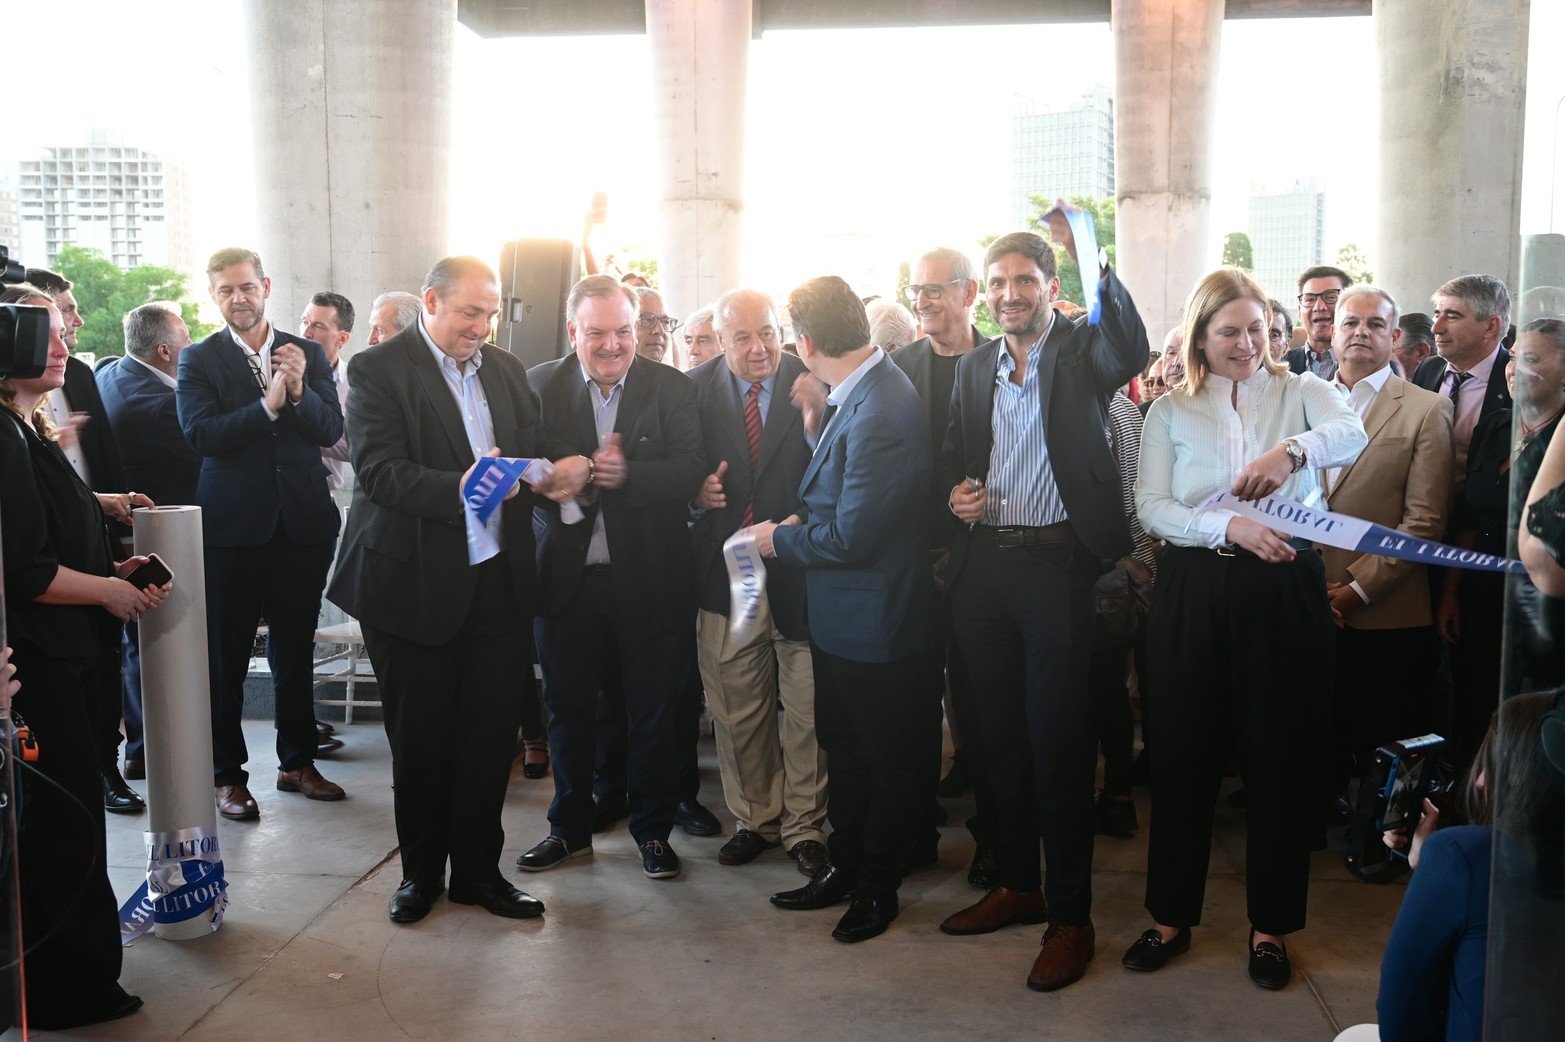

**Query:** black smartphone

left=123, top=552, right=174, bottom=590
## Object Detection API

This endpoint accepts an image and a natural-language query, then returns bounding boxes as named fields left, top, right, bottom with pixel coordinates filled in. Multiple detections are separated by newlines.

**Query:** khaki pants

left=696, top=596, right=826, bottom=847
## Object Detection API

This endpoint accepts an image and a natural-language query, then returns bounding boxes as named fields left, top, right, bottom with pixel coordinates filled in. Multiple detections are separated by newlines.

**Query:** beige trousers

left=696, top=595, right=826, bottom=847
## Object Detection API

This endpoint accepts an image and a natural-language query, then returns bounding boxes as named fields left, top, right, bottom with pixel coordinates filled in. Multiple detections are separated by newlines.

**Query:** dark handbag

left=1093, top=555, right=1154, bottom=647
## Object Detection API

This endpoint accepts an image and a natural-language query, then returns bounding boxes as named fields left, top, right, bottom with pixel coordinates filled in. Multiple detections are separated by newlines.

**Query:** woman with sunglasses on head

left=1126, top=267, right=1366, bottom=989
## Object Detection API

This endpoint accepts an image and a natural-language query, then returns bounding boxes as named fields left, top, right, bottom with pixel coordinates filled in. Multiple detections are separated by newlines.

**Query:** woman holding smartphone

left=1127, top=268, right=1366, bottom=989
left=0, top=284, right=171, bottom=1030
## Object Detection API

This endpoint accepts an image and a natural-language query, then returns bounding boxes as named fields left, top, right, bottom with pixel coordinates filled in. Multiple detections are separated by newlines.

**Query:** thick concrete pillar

left=1377, top=0, right=1529, bottom=309
left=645, top=0, right=748, bottom=318
left=244, top=0, right=454, bottom=360
left=1113, top=0, right=1224, bottom=342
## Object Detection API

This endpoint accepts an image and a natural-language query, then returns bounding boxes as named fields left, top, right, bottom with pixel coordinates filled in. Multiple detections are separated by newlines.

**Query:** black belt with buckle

left=1211, top=536, right=1314, bottom=559
left=970, top=521, right=1076, bottom=549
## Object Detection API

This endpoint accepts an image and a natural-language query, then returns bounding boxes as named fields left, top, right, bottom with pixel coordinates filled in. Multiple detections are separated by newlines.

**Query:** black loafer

left=771, top=863, right=855, bottom=910
left=1248, top=930, right=1292, bottom=990
left=103, top=768, right=146, bottom=813
left=674, top=799, right=722, bottom=837
left=1121, top=927, right=1190, bottom=971
left=966, top=845, right=998, bottom=890
left=449, top=879, right=545, bottom=919
left=720, top=828, right=779, bottom=865
left=516, top=835, right=591, bottom=872
left=388, top=879, right=444, bottom=923
left=832, top=891, right=898, bottom=943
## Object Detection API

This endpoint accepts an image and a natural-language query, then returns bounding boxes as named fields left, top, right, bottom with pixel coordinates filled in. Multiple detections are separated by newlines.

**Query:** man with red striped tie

left=688, top=289, right=829, bottom=876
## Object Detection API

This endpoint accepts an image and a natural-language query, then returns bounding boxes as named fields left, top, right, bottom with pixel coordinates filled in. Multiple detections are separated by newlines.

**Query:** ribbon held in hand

left=723, top=528, right=767, bottom=646
left=1043, top=199, right=1102, bottom=325
left=463, top=456, right=584, bottom=525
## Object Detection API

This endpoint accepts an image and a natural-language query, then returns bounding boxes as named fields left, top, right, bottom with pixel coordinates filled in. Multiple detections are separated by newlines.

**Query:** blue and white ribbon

left=1195, top=490, right=1518, bottom=572
left=722, top=529, right=767, bottom=645
left=1044, top=201, right=1101, bottom=325
left=463, top=457, right=585, bottom=526
left=119, top=824, right=228, bottom=942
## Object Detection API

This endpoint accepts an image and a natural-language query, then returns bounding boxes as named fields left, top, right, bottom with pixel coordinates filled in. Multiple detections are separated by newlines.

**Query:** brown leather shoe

left=215, top=784, right=259, bottom=821
left=940, top=886, right=1050, bottom=935
left=276, top=764, right=346, bottom=801
left=1027, top=921, right=1095, bottom=992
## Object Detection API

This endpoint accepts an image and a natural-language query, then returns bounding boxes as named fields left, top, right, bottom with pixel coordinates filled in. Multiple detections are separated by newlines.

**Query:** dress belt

left=969, top=521, right=1075, bottom=549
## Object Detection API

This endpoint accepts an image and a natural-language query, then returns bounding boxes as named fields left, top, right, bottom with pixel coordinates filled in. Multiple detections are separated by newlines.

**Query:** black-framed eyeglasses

left=1299, top=290, right=1342, bottom=308
left=902, top=279, right=968, bottom=302
left=637, top=314, right=680, bottom=334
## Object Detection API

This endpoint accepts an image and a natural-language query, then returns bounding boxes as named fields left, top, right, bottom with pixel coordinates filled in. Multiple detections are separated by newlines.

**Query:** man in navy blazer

left=177, top=247, right=345, bottom=820
left=97, top=301, right=202, bottom=785
left=753, top=275, right=941, bottom=945
left=938, top=218, right=1148, bottom=992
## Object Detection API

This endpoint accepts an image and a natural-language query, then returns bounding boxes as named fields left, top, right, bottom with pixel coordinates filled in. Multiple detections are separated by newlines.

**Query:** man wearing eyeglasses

left=1286, top=266, right=1355, bottom=380
left=633, top=286, right=680, bottom=364
left=892, top=247, right=998, bottom=890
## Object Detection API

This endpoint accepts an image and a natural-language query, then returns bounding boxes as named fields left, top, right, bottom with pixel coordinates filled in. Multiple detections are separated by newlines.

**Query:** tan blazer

left=1323, top=373, right=1454, bottom=630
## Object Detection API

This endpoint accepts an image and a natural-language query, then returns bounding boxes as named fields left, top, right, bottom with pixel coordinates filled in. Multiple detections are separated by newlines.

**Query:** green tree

left=1222, top=232, right=1254, bottom=271
left=52, top=245, right=213, bottom=359
left=1335, top=242, right=1374, bottom=285
left=973, top=234, right=1001, bottom=339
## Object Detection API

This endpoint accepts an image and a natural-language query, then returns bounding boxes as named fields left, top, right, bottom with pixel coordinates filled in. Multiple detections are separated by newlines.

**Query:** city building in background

left=1248, top=177, right=1326, bottom=302
left=17, top=130, right=195, bottom=275
left=1010, top=85, right=1115, bottom=230
left=0, top=165, right=20, bottom=251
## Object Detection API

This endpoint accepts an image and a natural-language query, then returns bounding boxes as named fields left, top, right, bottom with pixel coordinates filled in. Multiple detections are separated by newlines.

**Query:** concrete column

left=645, top=0, right=749, bottom=318
left=1113, top=0, right=1224, bottom=343
left=1377, top=0, right=1530, bottom=309
left=243, top=0, right=454, bottom=360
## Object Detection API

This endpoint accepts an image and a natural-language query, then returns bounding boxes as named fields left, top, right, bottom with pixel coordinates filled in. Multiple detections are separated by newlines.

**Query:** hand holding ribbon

left=1042, top=197, right=1102, bottom=325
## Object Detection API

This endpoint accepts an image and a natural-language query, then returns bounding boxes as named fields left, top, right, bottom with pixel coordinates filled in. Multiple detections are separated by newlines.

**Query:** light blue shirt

left=417, top=316, right=502, bottom=564
left=729, top=367, right=776, bottom=423
left=985, top=318, right=1067, bottom=526
left=815, top=348, right=884, bottom=454
left=580, top=363, right=625, bottom=565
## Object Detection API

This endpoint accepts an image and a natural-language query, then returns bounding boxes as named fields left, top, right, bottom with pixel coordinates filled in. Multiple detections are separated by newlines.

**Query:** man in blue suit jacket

left=753, top=275, right=941, bottom=945
left=97, top=301, right=203, bottom=782
left=177, top=247, right=345, bottom=820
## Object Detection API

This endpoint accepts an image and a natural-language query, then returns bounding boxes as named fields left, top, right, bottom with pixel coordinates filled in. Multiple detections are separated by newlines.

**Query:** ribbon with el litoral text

left=1043, top=201, right=1102, bottom=325
left=462, top=456, right=585, bottom=551
left=1194, top=490, right=1520, bottom=572
left=723, top=529, right=767, bottom=645
left=118, top=824, right=229, bottom=943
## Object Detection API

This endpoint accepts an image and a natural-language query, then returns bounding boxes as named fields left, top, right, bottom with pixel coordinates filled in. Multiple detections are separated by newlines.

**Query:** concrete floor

left=17, top=721, right=1402, bottom=1041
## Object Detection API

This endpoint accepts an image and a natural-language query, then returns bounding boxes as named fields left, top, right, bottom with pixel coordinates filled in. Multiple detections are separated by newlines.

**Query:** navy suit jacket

left=773, top=354, right=937, bottom=663
left=688, top=353, right=811, bottom=640
left=1412, top=348, right=1512, bottom=428
left=176, top=326, right=344, bottom=547
left=940, top=266, right=1148, bottom=576
left=95, top=356, right=201, bottom=507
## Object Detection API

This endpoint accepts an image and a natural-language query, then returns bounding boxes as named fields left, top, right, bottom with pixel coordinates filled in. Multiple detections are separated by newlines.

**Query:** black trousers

left=362, top=556, right=526, bottom=886
left=1447, top=573, right=1504, bottom=775
left=9, top=640, right=127, bottom=1019
left=91, top=634, right=124, bottom=770
left=1144, top=547, right=1333, bottom=935
left=951, top=536, right=1098, bottom=923
left=812, top=643, right=943, bottom=894
left=1332, top=624, right=1438, bottom=770
left=594, top=625, right=702, bottom=804
left=205, top=527, right=334, bottom=785
left=1089, top=637, right=1135, bottom=797
left=122, top=620, right=145, bottom=763
left=536, top=567, right=682, bottom=846
left=939, top=592, right=997, bottom=848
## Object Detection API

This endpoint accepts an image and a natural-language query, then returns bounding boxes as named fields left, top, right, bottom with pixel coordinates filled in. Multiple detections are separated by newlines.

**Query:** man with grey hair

left=1412, top=273, right=1513, bottom=481
left=866, top=299, right=918, bottom=352
left=689, top=287, right=826, bottom=874
left=367, top=291, right=423, bottom=346
left=1160, top=326, right=1185, bottom=390
left=633, top=286, right=677, bottom=364
left=683, top=305, right=720, bottom=368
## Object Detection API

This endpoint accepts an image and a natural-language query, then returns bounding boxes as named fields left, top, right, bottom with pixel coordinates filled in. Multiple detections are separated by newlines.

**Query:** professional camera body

left=0, top=245, right=49, bottom=381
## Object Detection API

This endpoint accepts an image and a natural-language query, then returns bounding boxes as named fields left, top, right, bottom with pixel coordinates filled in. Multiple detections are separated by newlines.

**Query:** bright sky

left=4, top=2, right=1562, bottom=305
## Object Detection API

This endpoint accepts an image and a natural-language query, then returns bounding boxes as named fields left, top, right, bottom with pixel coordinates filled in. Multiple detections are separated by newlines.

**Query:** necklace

left=1515, top=407, right=1565, bottom=456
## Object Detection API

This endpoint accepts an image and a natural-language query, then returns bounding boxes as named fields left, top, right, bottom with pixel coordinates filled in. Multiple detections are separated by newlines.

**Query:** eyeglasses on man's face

left=636, top=314, right=680, bottom=334
left=902, top=279, right=967, bottom=302
left=1299, top=290, right=1342, bottom=308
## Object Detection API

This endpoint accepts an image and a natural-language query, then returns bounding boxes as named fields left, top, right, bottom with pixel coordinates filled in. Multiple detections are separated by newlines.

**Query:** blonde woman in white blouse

left=1123, top=268, right=1367, bottom=990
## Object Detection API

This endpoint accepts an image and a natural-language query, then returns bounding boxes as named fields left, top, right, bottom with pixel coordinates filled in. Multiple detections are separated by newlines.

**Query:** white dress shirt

left=1135, top=367, right=1368, bottom=549
left=43, top=391, right=91, bottom=482
left=231, top=322, right=280, bottom=421
left=1326, top=362, right=1394, bottom=603
left=123, top=351, right=178, bottom=390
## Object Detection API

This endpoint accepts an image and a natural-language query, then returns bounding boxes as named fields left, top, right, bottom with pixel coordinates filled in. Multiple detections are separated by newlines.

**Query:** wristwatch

left=1283, top=439, right=1307, bottom=473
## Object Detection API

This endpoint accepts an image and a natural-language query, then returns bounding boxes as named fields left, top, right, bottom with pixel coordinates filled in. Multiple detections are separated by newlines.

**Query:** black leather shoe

left=103, top=768, right=146, bottom=814
left=449, top=879, right=545, bottom=919
left=674, top=799, right=722, bottom=837
left=388, top=879, right=444, bottom=923
left=832, top=891, right=898, bottom=943
left=720, top=828, right=779, bottom=865
left=787, top=839, right=829, bottom=877
left=26, top=985, right=143, bottom=1030
left=771, top=863, right=855, bottom=910
left=123, top=758, right=146, bottom=780
left=1248, top=930, right=1292, bottom=990
left=316, top=719, right=336, bottom=738
left=592, top=792, right=630, bottom=832
left=966, top=845, right=998, bottom=890
left=316, top=735, right=345, bottom=756
left=517, top=835, right=591, bottom=872
left=639, top=839, right=681, bottom=879
left=1121, top=927, right=1190, bottom=971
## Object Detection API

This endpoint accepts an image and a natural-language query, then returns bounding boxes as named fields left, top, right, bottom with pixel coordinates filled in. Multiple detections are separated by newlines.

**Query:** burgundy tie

left=741, top=382, right=763, bottom=527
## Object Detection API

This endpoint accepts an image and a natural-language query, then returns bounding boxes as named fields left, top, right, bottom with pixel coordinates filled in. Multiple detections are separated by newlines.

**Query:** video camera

left=0, top=245, right=49, bottom=381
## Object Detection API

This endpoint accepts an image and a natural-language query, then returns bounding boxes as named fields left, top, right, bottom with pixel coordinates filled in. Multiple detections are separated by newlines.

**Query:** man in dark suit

left=96, top=301, right=202, bottom=788
left=178, top=247, right=345, bottom=821
left=1285, top=265, right=1353, bottom=379
left=689, top=288, right=825, bottom=873
left=516, top=274, right=706, bottom=882
left=755, top=275, right=941, bottom=944
left=25, top=266, right=144, bottom=814
left=894, top=245, right=998, bottom=888
left=328, top=256, right=570, bottom=923
left=937, top=217, right=1148, bottom=992
left=1412, top=274, right=1513, bottom=488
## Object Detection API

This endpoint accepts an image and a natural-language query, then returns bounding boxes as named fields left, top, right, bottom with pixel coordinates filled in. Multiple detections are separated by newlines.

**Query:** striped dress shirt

left=984, top=321, right=1066, bottom=526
